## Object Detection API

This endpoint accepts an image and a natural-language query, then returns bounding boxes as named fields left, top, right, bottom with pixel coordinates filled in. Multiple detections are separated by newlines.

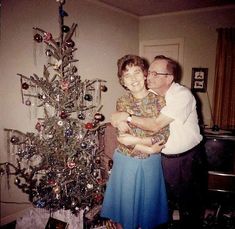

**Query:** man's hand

left=150, top=139, right=165, bottom=153
left=111, top=112, right=129, bottom=127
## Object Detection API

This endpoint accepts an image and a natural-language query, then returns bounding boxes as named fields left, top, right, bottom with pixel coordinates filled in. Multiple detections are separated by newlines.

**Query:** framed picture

left=191, top=68, right=208, bottom=92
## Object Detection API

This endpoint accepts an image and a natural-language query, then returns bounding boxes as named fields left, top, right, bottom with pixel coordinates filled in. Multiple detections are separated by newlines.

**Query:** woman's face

left=122, top=65, right=146, bottom=93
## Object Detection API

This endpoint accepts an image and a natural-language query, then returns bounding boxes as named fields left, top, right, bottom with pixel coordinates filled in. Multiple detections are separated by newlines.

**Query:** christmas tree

left=0, top=0, right=108, bottom=216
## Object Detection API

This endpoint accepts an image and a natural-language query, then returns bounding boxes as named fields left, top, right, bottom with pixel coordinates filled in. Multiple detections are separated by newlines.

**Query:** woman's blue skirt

left=101, top=149, right=168, bottom=229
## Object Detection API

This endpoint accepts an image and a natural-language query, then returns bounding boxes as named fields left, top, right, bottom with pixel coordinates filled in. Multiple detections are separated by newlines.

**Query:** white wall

left=0, top=0, right=138, bottom=221
left=139, top=6, right=235, bottom=126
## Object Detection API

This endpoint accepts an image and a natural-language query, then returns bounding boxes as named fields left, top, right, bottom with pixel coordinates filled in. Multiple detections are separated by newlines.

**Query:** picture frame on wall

left=191, top=68, right=208, bottom=92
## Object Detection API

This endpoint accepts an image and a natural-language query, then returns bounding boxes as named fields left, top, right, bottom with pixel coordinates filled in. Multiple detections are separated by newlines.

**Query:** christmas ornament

left=37, top=94, right=43, bottom=99
left=2, top=1, right=108, bottom=218
left=35, top=122, right=41, bottom=132
left=25, top=99, right=31, bottom=106
left=43, top=32, right=52, bottom=41
left=14, top=177, right=21, bottom=185
left=65, top=39, right=75, bottom=48
left=94, top=113, right=105, bottom=122
left=85, top=122, right=93, bottom=129
left=65, top=128, right=73, bottom=137
left=87, top=184, right=93, bottom=189
left=84, top=94, right=93, bottom=101
left=62, top=25, right=70, bottom=33
left=77, top=113, right=85, bottom=120
left=22, top=82, right=29, bottom=90
left=60, top=111, right=68, bottom=119
left=101, top=85, right=108, bottom=92
left=34, top=33, right=43, bottom=43
left=95, top=157, right=101, bottom=164
left=72, top=66, right=77, bottom=73
left=80, top=142, right=87, bottom=149
left=10, top=136, right=20, bottom=144
left=45, top=49, right=53, bottom=57
left=57, top=120, right=64, bottom=126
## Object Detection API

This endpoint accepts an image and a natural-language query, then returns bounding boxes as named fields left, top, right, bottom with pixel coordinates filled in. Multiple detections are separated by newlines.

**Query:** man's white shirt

left=150, top=82, right=202, bottom=155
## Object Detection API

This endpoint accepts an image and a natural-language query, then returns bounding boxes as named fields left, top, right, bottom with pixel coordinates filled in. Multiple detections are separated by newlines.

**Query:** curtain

left=212, top=28, right=235, bottom=130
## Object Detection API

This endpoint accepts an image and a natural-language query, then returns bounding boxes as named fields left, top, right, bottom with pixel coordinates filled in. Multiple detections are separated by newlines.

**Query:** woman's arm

left=117, top=134, right=165, bottom=155
left=117, top=133, right=152, bottom=146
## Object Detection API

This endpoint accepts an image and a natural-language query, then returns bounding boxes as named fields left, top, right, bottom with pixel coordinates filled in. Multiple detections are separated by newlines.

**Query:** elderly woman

left=101, top=55, right=169, bottom=229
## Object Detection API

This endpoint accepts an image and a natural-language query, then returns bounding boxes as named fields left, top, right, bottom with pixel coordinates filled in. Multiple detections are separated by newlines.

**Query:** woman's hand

left=111, top=112, right=129, bottom=127
left=117, top=133, right=139, bottom=146
left=116, top=121, right=131, bottom=134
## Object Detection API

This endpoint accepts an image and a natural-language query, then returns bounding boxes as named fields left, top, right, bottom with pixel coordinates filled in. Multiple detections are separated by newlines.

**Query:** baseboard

left=0, top=207, right=32, bottom=226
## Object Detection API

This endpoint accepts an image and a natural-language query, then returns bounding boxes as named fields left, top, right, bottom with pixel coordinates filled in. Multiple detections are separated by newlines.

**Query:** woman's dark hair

left=117, top=55, right=147, bottom=89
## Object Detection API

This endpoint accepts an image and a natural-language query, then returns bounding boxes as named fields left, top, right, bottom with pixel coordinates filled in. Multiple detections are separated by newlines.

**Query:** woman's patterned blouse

left=116, top=91, right=170, bottom=157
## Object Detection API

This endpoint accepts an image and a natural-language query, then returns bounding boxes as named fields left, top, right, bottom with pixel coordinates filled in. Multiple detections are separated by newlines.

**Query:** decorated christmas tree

left=0, top=0, right=108, bottom=216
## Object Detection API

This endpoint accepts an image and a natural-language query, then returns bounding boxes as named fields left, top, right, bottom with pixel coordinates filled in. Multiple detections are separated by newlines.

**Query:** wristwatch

left=127, top=113, right=132, bottom=123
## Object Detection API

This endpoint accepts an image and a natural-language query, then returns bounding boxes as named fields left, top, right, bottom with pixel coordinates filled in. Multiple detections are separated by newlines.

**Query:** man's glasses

left=148, top=71, right=172, bottom=77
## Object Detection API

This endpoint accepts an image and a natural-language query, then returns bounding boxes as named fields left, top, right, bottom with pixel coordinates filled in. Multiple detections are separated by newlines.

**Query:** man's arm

left=133, top=140, right=165, bottom=154
left=117, top=134, right=165, bottom=155
left=111, top=112, right=174, bottom=133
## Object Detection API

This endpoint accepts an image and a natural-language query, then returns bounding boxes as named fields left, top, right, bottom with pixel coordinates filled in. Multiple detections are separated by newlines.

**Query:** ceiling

left=97, top=0, right=235, bottom=16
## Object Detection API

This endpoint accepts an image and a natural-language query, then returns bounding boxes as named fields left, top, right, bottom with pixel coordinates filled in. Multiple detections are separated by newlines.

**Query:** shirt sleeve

left=116, top=97, right=125, bottom=112
left=160, top=88, right=195, bottom=124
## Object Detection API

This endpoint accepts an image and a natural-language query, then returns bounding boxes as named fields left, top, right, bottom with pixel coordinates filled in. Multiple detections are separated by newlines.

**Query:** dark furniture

left=203, top=129, right=235, bottom=227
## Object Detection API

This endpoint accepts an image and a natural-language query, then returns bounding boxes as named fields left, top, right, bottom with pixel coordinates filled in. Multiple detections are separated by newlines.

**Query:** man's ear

left=167, top=75, right=174, bottom=84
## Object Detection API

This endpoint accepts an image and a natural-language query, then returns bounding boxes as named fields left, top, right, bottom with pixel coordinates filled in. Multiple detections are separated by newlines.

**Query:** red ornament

left=94, top=193, right=103, bottom=203
left=97, top=178, right=105, bottom=185
left=43, top=32, right=52, bottom=41
left=85, top=122, right=94, bottom=129
left=60, top=111, right=68, bottom=119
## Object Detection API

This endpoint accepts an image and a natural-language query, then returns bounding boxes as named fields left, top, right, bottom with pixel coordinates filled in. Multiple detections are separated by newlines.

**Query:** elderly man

left=111, top=55, right=207, bottom=229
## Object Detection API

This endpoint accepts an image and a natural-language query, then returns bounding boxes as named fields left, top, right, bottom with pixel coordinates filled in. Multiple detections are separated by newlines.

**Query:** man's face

left=147, top=59, right=173, bottom=93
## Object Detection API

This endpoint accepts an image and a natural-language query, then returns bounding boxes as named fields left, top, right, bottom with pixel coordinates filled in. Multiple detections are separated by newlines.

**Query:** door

left=139, top=38, right=184, bottom=66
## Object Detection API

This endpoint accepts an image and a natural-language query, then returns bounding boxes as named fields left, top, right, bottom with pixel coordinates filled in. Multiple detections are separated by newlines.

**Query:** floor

left=0, top=221, right=16, bottom=229
left=1, top=216, right=235, bottom=229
